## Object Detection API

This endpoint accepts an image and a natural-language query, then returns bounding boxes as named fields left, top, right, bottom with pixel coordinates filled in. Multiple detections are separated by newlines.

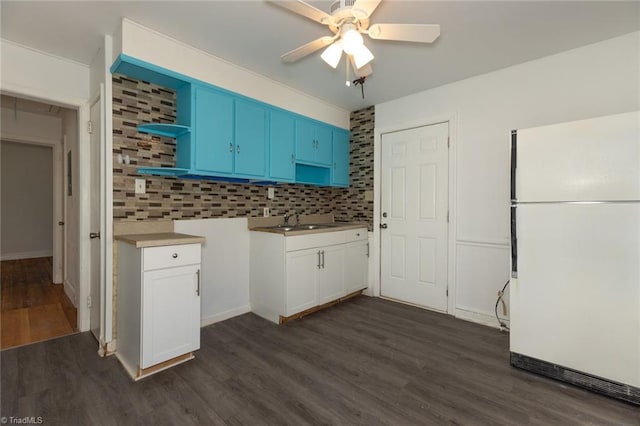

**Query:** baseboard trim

left=201, top=305, right=251, bottom=327
left=511, top=352, right=640, bottom=406
left=455, top=307, right=508, bottom=329
left=63, top=279, right=78, bottom=308
left=1, top=250, right=53, bottom=261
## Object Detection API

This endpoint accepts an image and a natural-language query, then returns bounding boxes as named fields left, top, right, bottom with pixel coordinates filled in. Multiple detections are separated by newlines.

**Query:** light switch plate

left=135, top=178, right=146, bottom=194
left=263, top=207, right=270, bottom=217
left=267, top=187, right=275, bottom=199
left=364, top=190, right=373, bottom=201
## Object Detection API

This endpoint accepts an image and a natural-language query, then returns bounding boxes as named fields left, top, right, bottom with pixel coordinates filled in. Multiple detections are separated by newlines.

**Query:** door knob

left=58, top=221, right=65, bottom=226
left=89, top=232, right=100, bottom=239
left=380, top=223, right=388, bottom=229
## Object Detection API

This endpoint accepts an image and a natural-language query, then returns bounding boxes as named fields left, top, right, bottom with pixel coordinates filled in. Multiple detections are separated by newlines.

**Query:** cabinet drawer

left=286, top=228, right=367, bottom=252
left=143, top=244, right=201, bottom=271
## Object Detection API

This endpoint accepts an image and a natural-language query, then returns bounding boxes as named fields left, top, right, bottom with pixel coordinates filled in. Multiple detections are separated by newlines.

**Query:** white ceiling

left=2, top=1, right=639, bottom=111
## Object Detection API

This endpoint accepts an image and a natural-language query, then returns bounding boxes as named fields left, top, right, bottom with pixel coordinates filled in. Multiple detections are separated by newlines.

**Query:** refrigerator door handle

left=510, top=130, right=517, bottom=202
left=510, top=205, right=518, bottom=278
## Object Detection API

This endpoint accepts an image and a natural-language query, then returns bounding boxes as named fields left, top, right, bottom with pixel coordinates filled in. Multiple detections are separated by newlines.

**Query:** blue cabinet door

left=269, top=110, right=295, bottom=181
left=194, top=86, right=233, bottom=174
left=235, top=99, right=266, bottom=177
left=315, top=124, right=333, bottom=166
left=295, top=119, right=316, bottom=163
left=332, top=129, right=350, bottom=186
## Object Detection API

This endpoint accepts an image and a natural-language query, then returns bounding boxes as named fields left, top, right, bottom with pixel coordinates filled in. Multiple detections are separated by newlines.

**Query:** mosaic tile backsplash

left=112, top=75, right=374, bottom=229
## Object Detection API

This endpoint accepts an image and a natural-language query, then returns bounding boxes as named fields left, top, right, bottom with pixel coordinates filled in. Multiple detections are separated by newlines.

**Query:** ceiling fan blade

left=367, top=23, right=440, bottom=43
left=268, top=0, right=335, bottom=25
left=351, top=0, right=382, bottom=19
left=349, top=55, right=373, bottom=78
left=281, top=36, right=335, bottom=62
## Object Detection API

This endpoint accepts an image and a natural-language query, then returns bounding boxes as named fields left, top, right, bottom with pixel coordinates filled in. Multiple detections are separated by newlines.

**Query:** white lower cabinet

left=316, top=244, right=345, bottom=304
left=285, top=249, right=319, bottom=315
left=117, top=241, right=202, bottom=380
left=251, top=228, right=368, bottom=323
left=344, top=241, right=369, bottom=294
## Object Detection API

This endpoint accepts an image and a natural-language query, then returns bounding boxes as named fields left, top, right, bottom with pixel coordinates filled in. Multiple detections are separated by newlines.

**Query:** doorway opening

left=0, top=95, right=78, bottom=349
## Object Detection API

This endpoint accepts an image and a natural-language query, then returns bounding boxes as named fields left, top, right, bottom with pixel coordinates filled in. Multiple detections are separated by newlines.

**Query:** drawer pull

left=172, top=253, right=178, bottom=259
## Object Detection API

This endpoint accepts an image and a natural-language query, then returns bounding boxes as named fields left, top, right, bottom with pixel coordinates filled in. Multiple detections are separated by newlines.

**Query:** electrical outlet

left=263, top=207, right=270, bottom=217
left=135, top=178, right=146, bottom=194
left=267, top=187, right=275, bottom=199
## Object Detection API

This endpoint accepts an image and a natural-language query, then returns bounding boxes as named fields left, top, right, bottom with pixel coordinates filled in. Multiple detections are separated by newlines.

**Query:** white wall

left=1, top=39, right=90, bottom=106
left=119, top=19, right=349, bottom=129
left=0, top=107, right=62, bottom=144
left=375, top=31, right=640, bottom=326
left=174, top=218, right=251, bottom=326
left=1, top=141, right=54, bottom=260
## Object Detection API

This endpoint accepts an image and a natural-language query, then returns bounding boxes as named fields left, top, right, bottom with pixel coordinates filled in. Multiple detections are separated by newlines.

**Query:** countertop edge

left=115, top=232, right=206, bottom=248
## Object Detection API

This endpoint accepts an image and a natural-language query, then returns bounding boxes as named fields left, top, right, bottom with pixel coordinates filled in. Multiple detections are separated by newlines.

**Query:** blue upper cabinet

left=332, top=129, right=350, bottom=187
left=235, top=99, right=267, bottom=178
left=194, top=85, right=234, bottom=174
left=295, top=119, right=316, bottom=164
left=315, top=125, right=332, bottom=165
left=113, top=55, right=349, bottom=186
left=295, top=118, right=333, bottom=167
left=269, top=110, right=295, bottom=182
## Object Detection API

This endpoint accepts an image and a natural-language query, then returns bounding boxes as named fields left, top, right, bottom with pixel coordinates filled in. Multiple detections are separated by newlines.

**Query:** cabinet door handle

left=229, top=142, right=233, bottom=152
left=291, top=154, right=295, bottom=164
left=196, top=269, right=200, bottom=296
left=237, top=145, right=241, bottom=154
left=317, top=251, right=321, bottom=269
left=321, top=250, right=325, bottom=269
left=172, top=253, right=178, bottom=259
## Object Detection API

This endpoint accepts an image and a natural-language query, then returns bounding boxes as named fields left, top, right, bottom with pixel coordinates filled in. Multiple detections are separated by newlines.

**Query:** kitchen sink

left=258, top=223, right=335, bottom=232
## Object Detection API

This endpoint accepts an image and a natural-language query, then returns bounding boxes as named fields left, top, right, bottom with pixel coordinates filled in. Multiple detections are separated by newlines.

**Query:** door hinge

left=87, top=120, right=94, bottom=134
left=447, top=137, right=450, bottom=148
left=87, top=295, right=92, bottom=308
left=446, top=288, right=449, bottom=297
left=446, top=210, right=450, bottom=223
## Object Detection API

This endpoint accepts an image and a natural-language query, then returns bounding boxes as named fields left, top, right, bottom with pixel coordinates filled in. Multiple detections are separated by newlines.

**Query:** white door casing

left=89, top=98, right=102, bottom=340
left=380, top=122, right=449, bottom=311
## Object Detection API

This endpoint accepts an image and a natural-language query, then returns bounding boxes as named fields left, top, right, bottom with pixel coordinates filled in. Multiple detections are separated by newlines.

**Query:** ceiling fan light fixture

left=341, top=28, right=364, bottom=55
left=352, top=44, right=374, bottom=69
left=321, top=41, right=343, bottom=68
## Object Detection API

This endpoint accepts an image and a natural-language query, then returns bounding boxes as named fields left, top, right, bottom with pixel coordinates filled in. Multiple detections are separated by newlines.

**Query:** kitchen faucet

left=284, top=211, right=299, bottom=226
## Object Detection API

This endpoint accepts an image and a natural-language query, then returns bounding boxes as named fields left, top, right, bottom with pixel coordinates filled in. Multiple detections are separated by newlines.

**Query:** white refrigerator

left=510, top=111, right=640, bottom=405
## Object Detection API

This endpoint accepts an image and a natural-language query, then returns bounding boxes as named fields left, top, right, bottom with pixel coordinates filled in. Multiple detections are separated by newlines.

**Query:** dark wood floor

left=1, top=296, right=637, bottom=425
left=1, top=257, right=77, bottom=349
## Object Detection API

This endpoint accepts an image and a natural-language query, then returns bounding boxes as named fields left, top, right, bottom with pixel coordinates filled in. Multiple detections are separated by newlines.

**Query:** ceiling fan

left=268, top=0, right=440, bottom=78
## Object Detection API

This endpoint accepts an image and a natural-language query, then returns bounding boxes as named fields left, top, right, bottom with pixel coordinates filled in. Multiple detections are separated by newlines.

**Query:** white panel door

left=381, top=123, right=449, bottom=311
left=142, top=264, right=200, bottom=368
left=89, top=100, right=101, bottom=340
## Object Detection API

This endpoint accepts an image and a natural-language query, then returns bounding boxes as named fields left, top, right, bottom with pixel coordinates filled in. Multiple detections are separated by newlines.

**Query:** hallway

left=1, top=257, right=77, bottom=349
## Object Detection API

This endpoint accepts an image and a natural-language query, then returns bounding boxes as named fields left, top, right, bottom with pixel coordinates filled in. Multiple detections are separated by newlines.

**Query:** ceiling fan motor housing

left=330, top=0, right=357, bottom=16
